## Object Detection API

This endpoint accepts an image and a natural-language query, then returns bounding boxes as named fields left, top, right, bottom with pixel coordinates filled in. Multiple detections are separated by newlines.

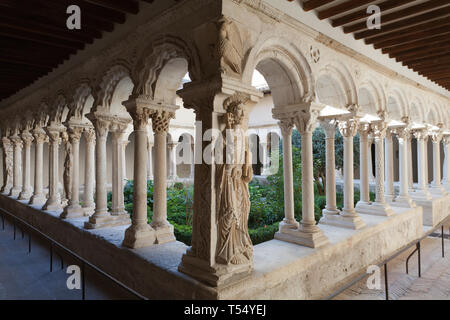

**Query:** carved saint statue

left=62, top=133, right=73, bottom=202
left=216, top=95, right=253, bottom=265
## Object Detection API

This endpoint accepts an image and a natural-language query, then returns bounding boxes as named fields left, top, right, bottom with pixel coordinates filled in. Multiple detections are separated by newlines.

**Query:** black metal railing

left=0, top=207, right=148, bottom=300
left=324, top=215, right=449, bottom=300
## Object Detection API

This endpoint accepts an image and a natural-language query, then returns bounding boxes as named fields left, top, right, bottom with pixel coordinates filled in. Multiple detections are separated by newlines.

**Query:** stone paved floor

left=0, top=216, right=138, bottom=300
left=334, top=232, right=450, bottom=300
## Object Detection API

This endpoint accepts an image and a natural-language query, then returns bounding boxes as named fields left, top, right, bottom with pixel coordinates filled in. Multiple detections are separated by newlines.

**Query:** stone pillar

left=392, top=128, right=416, bottom=208
left=277, top=119, right=299, bottom=231
left=384, top=130, right=395, bottom=202
left=322, top=119, right=365, bottom=229
left=151, top=111, right=176, bottom=244
left=443, top=135, right=450, bottom=190
left=122, top=140, right=129, bottom=186
left=260, top=141, right=269, bottom=176
left=82, top=128, right=96, bottom=216
left=42, top=127, right=63, bottom=211
left=29, top=127, right=47, bottom=205
left=1, top=136, right=13, bottom=195
left=147, top=140, right=153, bottom=180
left=407, top=135, right=414, bottom=192
left=362, top=121, right=393, bottom=216
left=355, top=122, right=372, bottom=212
left=190, top=142, right=195, bottom=179
left=84, top=117, right=113, bottom=228
left=411, top=129, right=432, bottom=200
left=61, top=126, right=84, bottom=218
left=18, top=130, right=34, bottom=200
left=110, top=121, right=131, bottom=224
left=9, top=131, right=23, bottom=198
left=429, top=131, right=446, bottom=195
left=275, top=104, right=328, bottom=248
left=319, top=120, right=339, bottom=217
left=122, top=98, right=156, bottom=248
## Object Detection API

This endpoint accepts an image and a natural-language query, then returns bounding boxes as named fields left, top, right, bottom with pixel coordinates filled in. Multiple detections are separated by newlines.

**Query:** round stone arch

left=48, top=92, right=70, bottom=124
left=426, top=103, right=440, bottom=126
left=409, top=95, right=426, bottom=124
left=66, top=82, right=94, bottom=122
left=131, top=34, right=202, bottom=105
left=385, top=87, right=408, bottom=121
left=357, top=77, right=386, bottom=116
left=93, top=63, right=133, bottom=115
left=315, top=61, right=357, bottom=110
left=241, top=36, right=313, bottom=107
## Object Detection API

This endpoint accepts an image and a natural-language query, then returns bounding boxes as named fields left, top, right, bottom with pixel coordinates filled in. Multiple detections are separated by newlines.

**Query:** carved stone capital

left=358, top=121, right=371, bottom=137
left=319, top=120, right=337, bottom=139
left=91, top=117, right=110, bottom=139
left=84, top=127, right=96, bottom=143
left=413, top=129, right=428, bottom=141
left=338, top=119, right=358, bottom=138
left=68, top=126, right=84, bottom=143
left=392, top=127, right=410, bottom=140
left=430, top=131, right=443, bottom=144
left=10, top=135, right=24, bottom=149
left=278, top=119, right=294, bottom=138
left=21, top=132, right=34, bottom=147
left=370, top=121, right=387, bottom=140
left=294, top=109, right=320, bottom=134
left=151, top=110, right=174, bottom=135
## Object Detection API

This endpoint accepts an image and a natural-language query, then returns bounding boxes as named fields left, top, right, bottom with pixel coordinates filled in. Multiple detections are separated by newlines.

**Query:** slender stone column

left=84, top=117, right=114, bottom=228
left=61, top=126, right=84, bottom=218
left=29, top=127, right=47, bottom=205
left=277, top=119, right=299, bottom=231
left=411, top=129, right=432, bottom=200
left=430, top=131, right=447, bottom=195
left=356, top=122, right=373, bottom=214
left=391, top=127, right=416, bottom=208
left=407, top=135, right=415, bottom=192
left=190, top=142, right=195, bottom=179
left=147, top=141, right=154, bottom=180
left=110, top=121, right=131, bottom=224
left=363, top=121, right=393, bottom=216
left=275, top=105, right=328, bottom=248
left=1, top=136, right=13, bottom=195
left=122, top=140, right=129, bottom=186
left=122, top=99, right=155, bottom=248
left=42, top=127, right=63, bottom=211
left=443, top=135, right=450, bottom=190
left=82, top=128, right=96, bottom=216
left=322, top=119, right=365, bottom=229
left=319, top=120, right=339, bottom=217
left=18, top=131, right=34, bottom=200
left=384, top=130, right=395, bottom=202
left=151, top=111, right=176, bottom=244
left=9, top=131, right=23, bottom=198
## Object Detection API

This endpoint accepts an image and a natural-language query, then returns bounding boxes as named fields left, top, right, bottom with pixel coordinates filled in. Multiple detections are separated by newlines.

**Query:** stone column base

left=278, top=219, right=299, bottom=232
left=82, top=205, right=95, bottom=216
left=429, top=185, right=447, bottom=196
left=122, top=224, right=156, bottom=248
left=384, top=194, right=395, bottom=203
left=60, top=205, right=85, bottom=219
left=84, top=212, right=130, bottom=229
left=9, top=188, right=21, bottom=198
left=319, top=213, right=365, bottom=230
left=274, top=227, right=329, bottom=248
left=356, top=202, right=394, bottom=216
left=152, top=223, right=176, bottom=244
left=42, top=199, right=62, bottom=212
left=391, top=195, right=416, bottom=208
left=29, top=195, right=46, bottom=206
left=178, top=252, right=252, bottom=287
left=410, top=189, right=432, bottom=201
left=18, top=190, right=33, bottom=201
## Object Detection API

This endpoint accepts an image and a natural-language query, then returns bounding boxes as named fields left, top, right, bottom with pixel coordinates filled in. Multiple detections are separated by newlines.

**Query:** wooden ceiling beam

left=303, top=0, right=335, bottom=12
left=344, top=0, right=450, bottom=34
left=401, top=50, right=450, bottom=65
left=331, top=0, right=411, bottom=27
left=359, top=9, right=450, bottom=41
left=318, top=0, right=373, bottom=20
left=84, top=0, right=139, bottom=14
left=395, top=46, right=450, bottom=63
left=381, top=34, right=449, bottom=54
left=373, top=28, right=450, bottom=50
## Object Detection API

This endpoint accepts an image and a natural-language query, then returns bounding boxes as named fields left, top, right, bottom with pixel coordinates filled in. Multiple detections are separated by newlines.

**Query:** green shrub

left=249, top=223, right=279, bottom=245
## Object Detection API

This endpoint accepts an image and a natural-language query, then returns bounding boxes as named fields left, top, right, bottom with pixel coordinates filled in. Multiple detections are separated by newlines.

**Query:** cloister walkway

left=0, top=216, right=136, bottom=300
left=334, top=233, right=450, bottom=300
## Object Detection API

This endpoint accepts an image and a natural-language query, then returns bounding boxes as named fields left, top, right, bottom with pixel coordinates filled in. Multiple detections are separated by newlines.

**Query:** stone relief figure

left=215, top=95, right=253, bottom=265
left=62, top=132, right=73, bottom=203
left=215, top=17, right=243, bottom=77
left=2, top=140, right=13, bottom=192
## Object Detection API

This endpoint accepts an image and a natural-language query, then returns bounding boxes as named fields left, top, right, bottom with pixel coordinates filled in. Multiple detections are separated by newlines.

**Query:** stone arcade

left=0, top=0, right=449, bottom=299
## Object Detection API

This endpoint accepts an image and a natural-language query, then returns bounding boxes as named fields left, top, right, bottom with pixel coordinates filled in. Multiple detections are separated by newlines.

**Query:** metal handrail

left=324, top=215, right=449, bottom=300
left=0, top=207, right=148, bottom=300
